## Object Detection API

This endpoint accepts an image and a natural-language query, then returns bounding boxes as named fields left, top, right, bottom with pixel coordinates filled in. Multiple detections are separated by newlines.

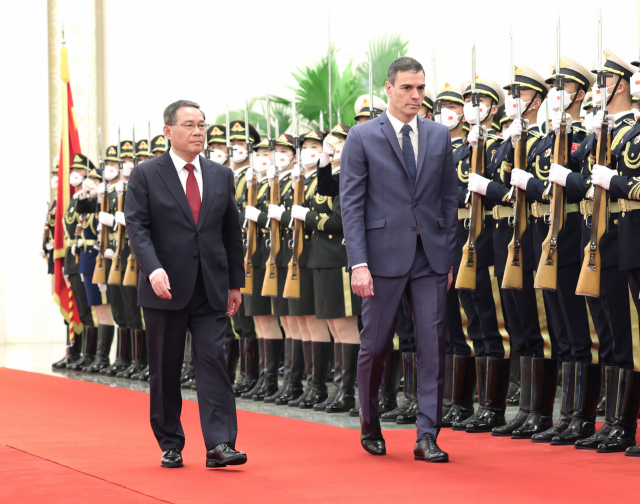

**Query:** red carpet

left=0, top=368, right=638, bottom=503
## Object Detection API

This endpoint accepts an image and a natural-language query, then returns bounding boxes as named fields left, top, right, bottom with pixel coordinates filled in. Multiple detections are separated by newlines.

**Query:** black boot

left=242, top=338, right=265, bottom=399
left=232, top=337, right=249, bottom=395
left=551, top=363, right=600, bottom=445
left=315, top=342, right=343, bottom=411
left=596, top=363, right=605, bottom=417
left=253, top=338, right=284, bottom=401
left=466, top=357, right=509, bottom=433
left=52, top=329, right=72, bottom=370
left=299, top=341, right=332, bottom=409
left=442, top=354, right=454, bottom=417
left=453, top=356, right=487, bottom=431
left=225, top=338, right=240, bottom=384
left=507, top=351, right=521, bottom=406
left=266, top=338, right=292, bottom=403
left=53, top=328, right=83, bottom=370
left=103, top=328, right=131, bottom=376
left=68, top=327, right=98, bottom=371
left=378, top=350, right=402, bottom=414
left=83, top=325, right=115, bottom=373
left=493, top=356, right=533, bottom=436
left=511, top=358, right=557, bottom=439
left=326, top=343, right=359, bottom=413
left=576, top=366, right=620, bottom=450
left=118, top=330, right=146, bottom=379
left=443, top=356, right=476, bottom=428
left=382, top=352, right=415, bottom=422
left=277, top=339, right=305, bottom=405
left=396, top=353, right=420, bottom=424
left=597, top=369, right=640, bottom=453
left=532, top=362, right=575, bottom=442
left=180, top=338, right=193, bottom=384
left=289, top=340, right=313, bottom=407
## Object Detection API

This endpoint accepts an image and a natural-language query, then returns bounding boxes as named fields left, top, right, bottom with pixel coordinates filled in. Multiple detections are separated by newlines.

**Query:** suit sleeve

left=339, top=128, right=368, bottom=268
left=222, top=170, right=245, bottom=290
left=123, top=167, right=163, bottom=280
left=440, top=134, right=458, bottom=269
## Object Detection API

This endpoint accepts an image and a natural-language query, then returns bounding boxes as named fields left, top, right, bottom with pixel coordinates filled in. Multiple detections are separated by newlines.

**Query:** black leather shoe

left=360, top=412, right=386, bottom=456
left=597, top=425, right=637, bottom=453
left=206, top=443, right=247, bottom=468
left=161, top=449, right=183, bottom=468
left=625, top=445, right=640, bottom=457
left=414, top=436, right=449, bottom=463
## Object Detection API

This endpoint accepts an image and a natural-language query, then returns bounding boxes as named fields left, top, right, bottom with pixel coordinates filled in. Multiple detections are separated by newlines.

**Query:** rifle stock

left=283, top=175, right=305, bottom=299
left=107, top=193, right=125, bottom=285
left=535, top=119, right=568, bottom=291
left=240, top=173, right=258, bottom=295
left=122, top=250, right=138, bottom=287
left=92, top=194, right=109, bottom=284
left=262, top=174, right=281, bottom=297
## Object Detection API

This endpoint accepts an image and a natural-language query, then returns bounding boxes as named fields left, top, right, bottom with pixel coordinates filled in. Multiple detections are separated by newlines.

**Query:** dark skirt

left=83, top=272, right=106, bottom=306
left=287, top=267, right=315, bottom=316
left=312, top=267, right=362, bottom=319
left=271, top=267, right=290, bottom=317
left=244, top=267, right=274, bottom=316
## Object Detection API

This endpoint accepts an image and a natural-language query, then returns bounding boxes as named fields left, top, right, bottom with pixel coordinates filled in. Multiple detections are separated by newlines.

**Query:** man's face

left=385, top=70, right=426, bottom=118
left=122, top=156, right=133, bottom=164
left=163, top=106, right=205, bottom=158
left=106, top=160, right=119, bottom=168
left=356, top=116, right=370, bottom=124
left=231, top=139, right=247, bottom=149
left=520, top=88, right=541, bottom=111
left=211, top=142, right=227, bottom=153
left=464, top=94, right=497, bottom=116
left=302, top=138, right=323, bottom=153
left=152, top=150, right=163, bottom=158
left=441, top=100, right=464, bottom=116
left=138, top=155, right=149, bottom=162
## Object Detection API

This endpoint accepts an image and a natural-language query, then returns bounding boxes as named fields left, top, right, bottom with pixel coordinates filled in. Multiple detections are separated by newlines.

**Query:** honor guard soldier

left=418, top=91, right=434, bottom=120
left=353, top=94, right=388, bottom=124
left=150, top=134, right=167, bottom=158
left=467, top=65, right=553, bottom=435
left=207, top=124, right=232, bottom=168
left=45, top=160, right=58, bottom=277
left=582, top=92, right=594, bottom=133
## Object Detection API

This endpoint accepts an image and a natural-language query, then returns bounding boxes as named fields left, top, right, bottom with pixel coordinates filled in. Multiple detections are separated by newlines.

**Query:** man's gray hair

left=386, top=57, right=424, bottom=86
left=163, top=100, right=205, bottom=125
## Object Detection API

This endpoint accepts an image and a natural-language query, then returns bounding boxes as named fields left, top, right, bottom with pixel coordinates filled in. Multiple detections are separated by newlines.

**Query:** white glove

left=115, top=180, right=125, bottom=196
left=591, top=164, right=617, bottom=190
left=245, top=167, right=255, bottom=185
left=469, top=125, right=488, bottom=148
left=511, top=168, right=533, bottom=190
left=292, top=164, right=302, bottom=182
left=321, top=136, right=336, bottom=166
left=104, top=248, right=115, bottom=260
left=267, top=166, right=276, bottom=184
left=268, top=204, right=285, bottom=221
left=468, top=173, right=490, bottom=196
left=549, top=163, right=571, bottom=187
left=96, top=223, right=102, bottom=233
left=510, top=119, right=529, bottom=146
left=552, top=112, right=573, bottom=135
left=291, top=204, right=310, bottom=221
left=115, top=211, right=126, bottom=227
left=45, top=242, right=53, bottom=251
left=71, top=244, right=77, bottom=256
left=592, top=111, right=615, bottom=138
left=38, top=249, right=46, bottom=258
left=98, top=283, right=107, bottom=293
left=244, top=205, right=261, bottom=223
left=96, top=182, right=106, bottom=199
left=99, top=212, right=115, bottom=228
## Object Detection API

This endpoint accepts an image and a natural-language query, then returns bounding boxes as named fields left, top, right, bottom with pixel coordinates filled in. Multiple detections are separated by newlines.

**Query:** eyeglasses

left=171, top=123, right=209, bottom=131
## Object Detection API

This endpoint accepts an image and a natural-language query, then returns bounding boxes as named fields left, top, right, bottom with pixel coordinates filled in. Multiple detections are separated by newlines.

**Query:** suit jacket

left=340, top=110, right=457, bottom=277
left=124, top=150, right=244, bottom=311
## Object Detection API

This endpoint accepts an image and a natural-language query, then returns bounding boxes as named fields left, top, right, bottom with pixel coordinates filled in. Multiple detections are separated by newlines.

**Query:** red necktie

left=184, top=163, right=201, bottom=225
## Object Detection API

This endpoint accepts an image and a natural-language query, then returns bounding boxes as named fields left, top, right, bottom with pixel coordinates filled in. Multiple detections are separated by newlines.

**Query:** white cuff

left=352, top=263, right=368, bottom=269
left=149, top=268, right=165, bottom=281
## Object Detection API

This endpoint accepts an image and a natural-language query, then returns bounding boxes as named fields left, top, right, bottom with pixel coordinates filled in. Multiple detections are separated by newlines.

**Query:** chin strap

left=606, top=76, right=623, bottom=106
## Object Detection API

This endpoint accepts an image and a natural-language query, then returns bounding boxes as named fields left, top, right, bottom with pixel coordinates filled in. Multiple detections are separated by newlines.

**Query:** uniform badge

left=139, top=140, right=148, bottom=149
left=231, top=122, right=245, bottom=132
left=211, top=126, right=223, bottom=136
left=544, top=148, right=551, bottom=158
left=634, top=135, right=640, bottom=145
left=491, top=150, right=497, bottom=161
left=571, top=143, right=580, bottom=152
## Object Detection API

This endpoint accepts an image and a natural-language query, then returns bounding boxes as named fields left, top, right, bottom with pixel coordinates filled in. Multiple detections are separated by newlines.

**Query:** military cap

left=255, top=137, right=270, bottom=150
left=503, top=64, right=550, bottom=99
left=598, top=48, right=635, bottom=81
left=354, top=94, right=388, bottom=120
left=330, top=124, right=350, bottom=138
left=633, top=96, right=639, bottom=104
left=546, top=57, right=595, bottom=91
left=120, top=140, right=134, bottom=159
left=88, top=166, right=103, bottom=180
left=150, top=135, right=167, bottom=153
left=436, top=82, right=464, bottom=105
left=207, top=124, right=226, bottom=145
left=462, top=76, right=506, bottom=107
left=105, top=145, right=118, bottom=162
left=228, top=120, right=260, bottom=143
left=52, top=157, right=59, bottom=174
left=582, top=91, right=593, bottom=109
left=500, top=113, right=513, bottom=126
left=275, top=133, right=295, bottom=149
left=70, top=153, right=96, bottom=171
left=422, top=89, right=434, bottom=111
left=301, top=130, right=326, bottom=143
left=135, top=139, right=149, bottom=157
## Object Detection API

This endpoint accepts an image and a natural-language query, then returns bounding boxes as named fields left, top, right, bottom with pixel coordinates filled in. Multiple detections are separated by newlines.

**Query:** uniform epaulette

left=572, top=125, right=587, bottom=135
left=623, top=118, right=637, bottom=127
left=528, top=129, right=543, bottom=139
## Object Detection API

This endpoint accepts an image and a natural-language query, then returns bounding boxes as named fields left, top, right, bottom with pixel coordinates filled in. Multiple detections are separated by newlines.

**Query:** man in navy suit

left=125, top=100, right=246, bottom=469
left=340, top=58, right=457, bottom=462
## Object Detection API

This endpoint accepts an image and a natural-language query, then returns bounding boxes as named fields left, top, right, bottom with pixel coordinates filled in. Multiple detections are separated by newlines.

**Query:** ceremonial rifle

left=502, top=29, right=528, bottom=291
left=109, top=125, right=131, bottom=285
left=536, top=17, right=567, bottom=291
left=432, top=49, right=441, bottom=123
left=369, top=57, right=374, bottom=120
left=456, top=41, right=485, bottom=291
left=576, top=10, right=610, bottom=297
left=92, top=126, right=112, bottom=284
left=241, top=101, right=257, bottom=295
left=262, top=93, right=280, bottom=296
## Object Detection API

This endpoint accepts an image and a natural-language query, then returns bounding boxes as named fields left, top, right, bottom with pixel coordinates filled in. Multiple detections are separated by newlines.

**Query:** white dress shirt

left=150, top=149, right=203, bottom=281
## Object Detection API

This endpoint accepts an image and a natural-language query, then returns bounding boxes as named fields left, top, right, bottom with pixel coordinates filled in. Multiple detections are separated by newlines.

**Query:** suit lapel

left=156, top=151, right=197, bottom=229
left=380, top=111, right=406, bottom=171
left=197, top=156, right=218, bottom=230
left=416, top=116, right=428, bottom=182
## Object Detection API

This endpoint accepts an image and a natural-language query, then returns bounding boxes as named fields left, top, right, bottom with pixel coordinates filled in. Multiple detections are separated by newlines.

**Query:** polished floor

left=0, top=342, right=562, bottom=430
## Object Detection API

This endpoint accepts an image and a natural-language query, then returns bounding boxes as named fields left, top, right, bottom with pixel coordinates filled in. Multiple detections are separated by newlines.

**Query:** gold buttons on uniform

left=328, top=235, right=333, bottom=239
left=614, top=219, right=619, bottom=225
left=305, top=235, right=309, bottom=239
left=496, top=223, right=499, bottom=228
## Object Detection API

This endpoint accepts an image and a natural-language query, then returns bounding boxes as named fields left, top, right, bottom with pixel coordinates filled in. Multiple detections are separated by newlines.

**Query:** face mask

left=439, top=108, right=463, bottom=130
left=122, top=161, right=134, bottom=177
left=69, top=171, right=84, bottom=187
left=232, top=146, right=248, bottom=163
left=275, top=152, right=292, bottom=168
left=104, top=165, right=120, bottom=181
left=584, top=112, right=594, bottom=133
left=211, top=149, right=228, bottom=164
left=547, top=88, right=576, bottom=112
left=50, top=175, right=58, bottom=190
left=592, top=83, right=617, bottom=106
left=300, top=148, right=320, bottom=168
left=333, top=145, right=344, bottom=161
left=463, top=101, right=489, bottom=125
left=504, top=95, right=531, bottom=119
left=630, top=72, right=640, bottom=98
left=254, top=155, right=272, bottom=172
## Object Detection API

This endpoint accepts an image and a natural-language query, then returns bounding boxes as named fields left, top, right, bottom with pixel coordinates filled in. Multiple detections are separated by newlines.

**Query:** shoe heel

left=206, top=460, right=227, bottom=468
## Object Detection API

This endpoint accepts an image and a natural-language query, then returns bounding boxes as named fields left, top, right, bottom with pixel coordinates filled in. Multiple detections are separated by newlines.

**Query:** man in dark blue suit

left=340, top=58, right=457, bottom=462
left=125, top=100, right=246, bottom=469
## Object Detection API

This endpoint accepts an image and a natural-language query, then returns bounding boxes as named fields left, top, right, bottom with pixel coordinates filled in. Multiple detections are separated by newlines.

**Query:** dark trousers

left=144, top=268, right=237, bottom=452
left=232, top=302, right=256, bottom=339
left=600, top=266, right=634, bottom=370
left=359, top=237, right=447, bottom=439
left=107, top=284, right=128, bottom=328
left=69, top=273, right=93, bottom=327
left=122, top=285, right=143, bottom=330
left=395, top=294, right=416, bottom=352
left=447, top=268, right=472, bottom=356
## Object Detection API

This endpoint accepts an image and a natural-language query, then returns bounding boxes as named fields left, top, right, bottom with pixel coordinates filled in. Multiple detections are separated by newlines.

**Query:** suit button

left=411, top=227, right=416, bottom=231
left=413, top=203, right=418, bottom=208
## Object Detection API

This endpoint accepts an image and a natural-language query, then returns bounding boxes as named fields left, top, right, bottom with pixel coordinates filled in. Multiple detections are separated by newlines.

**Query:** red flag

left=52, top=43, right=83, bottom=341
